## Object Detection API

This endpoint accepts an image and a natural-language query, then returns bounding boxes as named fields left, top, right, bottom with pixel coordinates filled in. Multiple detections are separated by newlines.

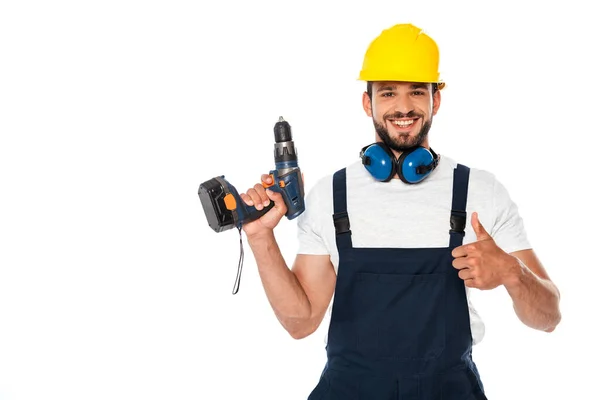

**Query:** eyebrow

left=377, top=83, right=429, bottom=92
left=409, top=83, right=429, bottom=90
left=377, top=85, right=396, bottom=92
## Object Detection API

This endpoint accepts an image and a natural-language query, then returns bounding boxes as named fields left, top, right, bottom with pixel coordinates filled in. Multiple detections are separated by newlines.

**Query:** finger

left=452, top=257, right=471, bottom=270
left=451, top=245, right=469, bottom=258
left=471, top=212, right=492, bottom=241
left=265, top=188, right=287, bottom=215
left=246, top=188, right=264, bottom=210
left=464, top=278, right=477, bottom=288
left=239, top=192, right=253, bottom=206
left=261, top=174, right=273, bottom=186
left=458, top=268, right=474, bottom=281
left=253, top=183, right=271, bottom=207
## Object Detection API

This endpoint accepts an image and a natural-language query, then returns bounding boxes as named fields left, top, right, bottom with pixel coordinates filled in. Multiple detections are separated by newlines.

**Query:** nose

left=393, top=93, right=415, bottom=115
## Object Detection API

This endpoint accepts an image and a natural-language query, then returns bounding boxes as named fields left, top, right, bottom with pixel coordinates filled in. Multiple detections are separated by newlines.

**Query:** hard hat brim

left=357, top=76, right=446, bottom=90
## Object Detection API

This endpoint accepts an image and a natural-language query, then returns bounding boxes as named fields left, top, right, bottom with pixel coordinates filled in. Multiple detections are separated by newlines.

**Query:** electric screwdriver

left=198, top=116, right=305, bottom=233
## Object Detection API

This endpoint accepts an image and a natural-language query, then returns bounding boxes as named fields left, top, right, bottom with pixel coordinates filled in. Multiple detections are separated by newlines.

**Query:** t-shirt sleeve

left=490, top=177, right=532, bottom=254
left=296, top=178, right=331, bottom=256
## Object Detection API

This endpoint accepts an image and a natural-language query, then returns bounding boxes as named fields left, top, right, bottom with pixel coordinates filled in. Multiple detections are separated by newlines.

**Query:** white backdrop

left=1, top=0, right=598, bottom=399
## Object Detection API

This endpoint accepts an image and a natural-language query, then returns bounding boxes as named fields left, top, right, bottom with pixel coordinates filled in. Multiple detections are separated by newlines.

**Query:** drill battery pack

left=198, top=177, right=236, bottom=233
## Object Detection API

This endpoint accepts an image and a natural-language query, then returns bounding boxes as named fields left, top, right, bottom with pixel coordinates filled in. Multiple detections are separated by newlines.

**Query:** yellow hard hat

left=358, top=23, right=445, bottom=89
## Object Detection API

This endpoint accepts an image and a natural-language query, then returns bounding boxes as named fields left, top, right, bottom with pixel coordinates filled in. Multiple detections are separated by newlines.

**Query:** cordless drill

left=198, top=117, right=305, bottom=233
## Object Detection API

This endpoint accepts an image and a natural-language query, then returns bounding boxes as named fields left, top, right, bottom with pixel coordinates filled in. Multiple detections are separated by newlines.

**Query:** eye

left=381, top=92, right=394, bottom=97
left=412, top=90, right=426, bottom=96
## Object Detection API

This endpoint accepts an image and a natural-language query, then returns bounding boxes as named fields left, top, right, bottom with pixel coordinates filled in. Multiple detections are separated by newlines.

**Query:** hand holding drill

left=197, top=116, right=306, bottom=294
left=198, top=116, right=305, bottom=233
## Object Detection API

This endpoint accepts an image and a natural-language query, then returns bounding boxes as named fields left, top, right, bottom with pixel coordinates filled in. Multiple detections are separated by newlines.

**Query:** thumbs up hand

left=451, top=212, right=520, bottom=290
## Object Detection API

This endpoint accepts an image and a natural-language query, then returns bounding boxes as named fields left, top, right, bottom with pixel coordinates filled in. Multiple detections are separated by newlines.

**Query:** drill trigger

left=262, top=174, right=276, bottom=189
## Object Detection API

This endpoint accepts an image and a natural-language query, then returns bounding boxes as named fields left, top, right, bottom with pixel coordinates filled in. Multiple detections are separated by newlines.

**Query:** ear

left=432, top=89, right=441, bottom=116
left=362, top=91, right=373, bottom=117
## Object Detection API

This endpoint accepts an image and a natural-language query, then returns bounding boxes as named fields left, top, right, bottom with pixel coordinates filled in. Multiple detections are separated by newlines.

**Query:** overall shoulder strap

left=332, top=168, right=353, bottom=249
left=449, top=164, right=470, bottom=248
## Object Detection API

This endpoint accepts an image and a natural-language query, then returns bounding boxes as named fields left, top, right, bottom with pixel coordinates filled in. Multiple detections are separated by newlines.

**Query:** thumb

left=266, top=188, right=287, bottom=216
left=471, top=211, right=492, bottom=241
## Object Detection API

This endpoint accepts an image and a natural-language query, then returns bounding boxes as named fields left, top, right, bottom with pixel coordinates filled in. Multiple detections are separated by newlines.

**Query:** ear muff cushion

left=362, top=143, right=396, bottom=181
left=397, top=147, right=434, bottom=184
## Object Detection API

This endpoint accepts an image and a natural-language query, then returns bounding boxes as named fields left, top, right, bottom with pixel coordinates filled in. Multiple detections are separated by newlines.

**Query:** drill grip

left=243, top=201, right=276, bottom=224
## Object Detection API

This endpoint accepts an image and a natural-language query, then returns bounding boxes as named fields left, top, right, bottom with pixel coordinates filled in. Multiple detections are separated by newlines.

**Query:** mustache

left=384, top=111, right=422, bottom=119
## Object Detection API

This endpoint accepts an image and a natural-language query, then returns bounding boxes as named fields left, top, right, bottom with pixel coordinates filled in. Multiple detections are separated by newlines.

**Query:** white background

left=1, top=0, right=598, bottom=399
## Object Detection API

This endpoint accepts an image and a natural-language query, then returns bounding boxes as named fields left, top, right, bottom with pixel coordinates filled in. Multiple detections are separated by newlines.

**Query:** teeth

left=392, top=120, right=414, bottom=127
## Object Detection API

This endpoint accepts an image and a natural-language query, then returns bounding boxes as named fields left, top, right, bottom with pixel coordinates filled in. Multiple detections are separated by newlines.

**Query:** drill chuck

left=274, top=116, right=292, bottom=142
left=274, top=116, right=298, bottom=164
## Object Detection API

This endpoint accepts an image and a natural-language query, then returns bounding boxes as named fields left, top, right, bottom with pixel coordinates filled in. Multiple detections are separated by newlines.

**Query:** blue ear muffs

left=359, top=142, right=397, bottom=181
left=396, top=146, right=439, bottom=184
left=360, top=142, right=439, bottom=184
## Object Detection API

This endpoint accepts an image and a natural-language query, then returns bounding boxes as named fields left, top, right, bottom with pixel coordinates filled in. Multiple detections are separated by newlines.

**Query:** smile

left=388, top=118, right=418, bottom=128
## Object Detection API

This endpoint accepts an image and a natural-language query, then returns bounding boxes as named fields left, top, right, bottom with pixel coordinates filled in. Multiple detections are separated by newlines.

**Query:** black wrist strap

left=232, top=226, right=244, bottom=295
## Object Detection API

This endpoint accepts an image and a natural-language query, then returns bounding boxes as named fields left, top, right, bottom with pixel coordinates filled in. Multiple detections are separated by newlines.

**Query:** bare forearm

left=504, top=257, right=561, bottom=332
left=247, top=231, right=312, bottom=333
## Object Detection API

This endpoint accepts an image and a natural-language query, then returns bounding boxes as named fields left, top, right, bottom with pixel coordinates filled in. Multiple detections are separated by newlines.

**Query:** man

left=239, top=23, right=561, bottom=399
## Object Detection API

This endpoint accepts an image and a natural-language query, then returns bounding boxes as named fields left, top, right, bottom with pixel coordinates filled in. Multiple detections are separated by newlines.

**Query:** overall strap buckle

left=333, top=211, right=351, bottom=235
left=449, top=209, right=467, bottom=236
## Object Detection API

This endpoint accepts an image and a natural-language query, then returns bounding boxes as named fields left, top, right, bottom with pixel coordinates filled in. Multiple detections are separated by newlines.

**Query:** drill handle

left=242, top=201, right=276, bottom=226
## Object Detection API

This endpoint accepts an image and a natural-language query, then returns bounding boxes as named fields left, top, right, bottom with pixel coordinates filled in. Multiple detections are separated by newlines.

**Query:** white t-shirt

left=296, top=154, right=531, bottom=345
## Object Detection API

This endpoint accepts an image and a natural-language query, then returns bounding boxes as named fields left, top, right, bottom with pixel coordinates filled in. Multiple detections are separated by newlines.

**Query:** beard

left=373, top=111, right=432, bottom=152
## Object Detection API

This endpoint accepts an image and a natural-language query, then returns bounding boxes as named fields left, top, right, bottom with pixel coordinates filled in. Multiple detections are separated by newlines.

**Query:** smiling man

left=239, top=23, right=561, bottom=399
left=369, top=81, right=436, bottom=149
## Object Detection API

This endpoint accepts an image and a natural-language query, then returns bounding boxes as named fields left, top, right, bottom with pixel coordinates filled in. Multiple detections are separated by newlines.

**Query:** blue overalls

left=307, top=165, right=487, bottom=400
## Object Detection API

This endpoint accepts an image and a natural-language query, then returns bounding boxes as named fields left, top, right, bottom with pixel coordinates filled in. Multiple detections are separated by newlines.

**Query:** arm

left=505, top=249, right=561, bottom=332
left=247, top=232, right=336, bottom=339
left=240, top=174, right=336, bottom=339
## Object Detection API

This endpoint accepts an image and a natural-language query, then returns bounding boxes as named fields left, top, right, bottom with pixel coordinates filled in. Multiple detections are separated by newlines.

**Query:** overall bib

left=308, top=165, right=487, bottom=400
